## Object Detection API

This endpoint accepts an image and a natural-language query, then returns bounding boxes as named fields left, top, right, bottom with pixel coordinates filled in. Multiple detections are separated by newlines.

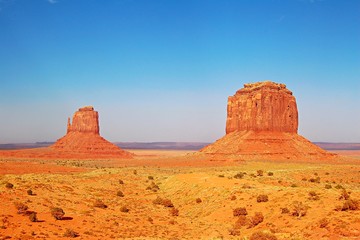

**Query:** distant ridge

left=1, top=142, right=359, bottom=151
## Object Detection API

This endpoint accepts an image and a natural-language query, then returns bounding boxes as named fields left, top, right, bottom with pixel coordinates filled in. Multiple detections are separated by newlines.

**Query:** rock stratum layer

left=198, top=81, right=336, bottom=161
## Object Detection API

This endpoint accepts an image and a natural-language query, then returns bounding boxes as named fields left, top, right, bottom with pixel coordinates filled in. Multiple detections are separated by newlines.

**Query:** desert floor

left=1, top=150, right=360, bottom=240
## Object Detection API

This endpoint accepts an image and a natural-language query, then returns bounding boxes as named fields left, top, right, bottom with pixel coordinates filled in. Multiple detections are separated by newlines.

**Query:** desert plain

left=1, top=149, right=360, bottom=240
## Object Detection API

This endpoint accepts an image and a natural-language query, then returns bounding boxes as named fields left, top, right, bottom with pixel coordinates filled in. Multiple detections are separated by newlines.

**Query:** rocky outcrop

left=67, top=106, right=99, bottom=134
left=51, top=106, right=133, bottom=159
left=226, top=81, right=298, bottom=134
left=198, top=81, right=336, bottom=161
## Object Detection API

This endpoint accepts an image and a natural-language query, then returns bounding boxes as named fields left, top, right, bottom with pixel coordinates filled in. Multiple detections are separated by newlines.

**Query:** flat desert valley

left=1, top=149, right=360, bottom=240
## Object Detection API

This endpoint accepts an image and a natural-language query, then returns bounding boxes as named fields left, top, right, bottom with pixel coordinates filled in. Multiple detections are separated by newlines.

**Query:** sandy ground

left=1, top=150, right=360, bottom=239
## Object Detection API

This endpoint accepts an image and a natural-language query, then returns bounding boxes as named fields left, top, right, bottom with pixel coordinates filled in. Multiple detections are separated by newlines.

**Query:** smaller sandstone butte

left=67, top=106, right=99, bottom=134
left=50, top=106, right=133, bottom=158
left=226, top=81, right=298, bottom=134
left=198, top=81, right=336, bottom=161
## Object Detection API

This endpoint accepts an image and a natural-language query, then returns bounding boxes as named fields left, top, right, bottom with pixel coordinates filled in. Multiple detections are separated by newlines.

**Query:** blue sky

left=0, top=0, right=359, bottom=143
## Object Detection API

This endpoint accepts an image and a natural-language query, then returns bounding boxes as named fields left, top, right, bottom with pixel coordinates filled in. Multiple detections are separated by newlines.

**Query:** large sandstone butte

left=50, top=106, right=133, bottom=158
left=198, top=81, right=336, bottom=161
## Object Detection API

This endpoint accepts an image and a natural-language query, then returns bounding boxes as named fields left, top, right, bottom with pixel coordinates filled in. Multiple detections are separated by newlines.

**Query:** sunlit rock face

left=226, top=81, right=298, bottom=134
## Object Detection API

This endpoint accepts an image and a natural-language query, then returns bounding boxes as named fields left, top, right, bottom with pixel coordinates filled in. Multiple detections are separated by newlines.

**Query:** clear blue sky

left=0, top=0, right=359, bottom=143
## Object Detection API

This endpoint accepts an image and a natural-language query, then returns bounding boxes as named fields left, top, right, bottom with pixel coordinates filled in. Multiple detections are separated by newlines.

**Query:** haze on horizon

left=0, top=0, right=359, bottom=144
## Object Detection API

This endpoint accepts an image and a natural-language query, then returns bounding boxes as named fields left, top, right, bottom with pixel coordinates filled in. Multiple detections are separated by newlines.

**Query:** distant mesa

left=198, top=80, right=336, bottom=161
left=50, top=106, right=133, bottom=158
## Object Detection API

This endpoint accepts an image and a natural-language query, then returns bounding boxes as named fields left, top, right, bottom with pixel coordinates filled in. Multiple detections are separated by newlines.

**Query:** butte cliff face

left=50, top=106, right=133, bottom=158
left=226, top=81, right=298, bottom=134
left=199, top=81, right=335, bottom=161
left=67, top=106, right=99, bottom=134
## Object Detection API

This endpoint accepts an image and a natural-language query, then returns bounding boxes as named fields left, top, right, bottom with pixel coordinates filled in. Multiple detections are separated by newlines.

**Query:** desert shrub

left=93, top=199, right=107, bottom=209
left=230, top=195, right=237, bottom=201
left=147, top=217, right=153, bottom=223
left=335, top=184, right=343, bottom=189
left=309, top=177, right=320, bottom=183
left=257, top=194, right=269, bottom=203
left=233, top=207, right=247, bottom=216
left=250, top=173, right=256, bottom=178
left=51, top=207, right=65, bottom=220
left=250, top=212, right=264, bottom=227
left=29, top=212, right=37, bottom=222
left=5, top=182, right=14, bottom=189
left=339, top=189, right=350, bottom=200
left=153, top=197, right=174, bottom=208
left=325, top=184, right=332, bottom=189
left=153, top=196, right=163, bottom=205
left=228, top=227, right=241, bottom=236
left=292, top=201, right=308, bottom=219
left=161, top=199, right=174, bottom=208
left=325, top=172, right=330, bottom=175
left=63, top=228, right=78, bottom=238
left=117, top=191, right=124, bottom=197
left=234, top=215, right=248, bottom=228
left=314, top=172, right=318, bottom=176
left=196, top=198, right=202, bottom=203
left=308, top=191, right=320, bottom=200
left=118, top=179, right=124, bottom=184
left=27, top=189, right=33, bottom=196
left=120, top=206, right=129, bottom=213
left=257, top=170, right=264, bottom=176
left=341, top=199, right=359, bottom=211
left=319, top=218, right=329, bottom=228
left=218, top=174, right=225, bottom=178
left=133, top=170, right=137, bottom=175
left=170, top=208, right=179, bottom=216
left=267, top=172, right=274, bottom=176
left=250, top=231, right=278, bottom=240
left=146, top=182, right=160, bottom=192
left=281, top=207, right=290, bottom=214
left=14, top=202, right=28, bottom=214
left=148, top=176, right=154, bottom=180
left=234, top=172, right=244, bottom=179
left=291, top=184, right=297, bottom=188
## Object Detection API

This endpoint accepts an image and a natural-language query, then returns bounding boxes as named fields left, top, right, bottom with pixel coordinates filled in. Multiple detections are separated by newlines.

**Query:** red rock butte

left=198, top=81, right=336, bottom=161
left=50, top=106, right=133, bottom=158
